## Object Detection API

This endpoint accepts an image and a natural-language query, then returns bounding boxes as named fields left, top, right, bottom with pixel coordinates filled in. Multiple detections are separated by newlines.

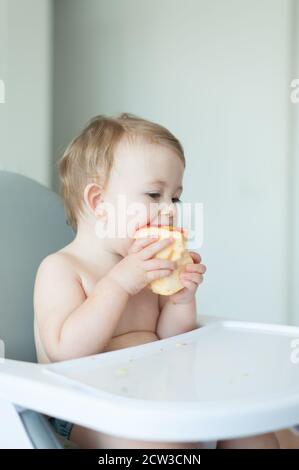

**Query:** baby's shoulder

left=34, top=249, right=87, bottom=325
left=36, top=249, right=80, bottom=283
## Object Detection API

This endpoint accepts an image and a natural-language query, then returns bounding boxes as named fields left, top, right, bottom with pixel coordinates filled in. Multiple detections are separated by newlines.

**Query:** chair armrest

left=0, top=359, right=115, bottom=435
left=1, top=321, right=297, bottom=443
left=0, top=358, right=218, bottom=442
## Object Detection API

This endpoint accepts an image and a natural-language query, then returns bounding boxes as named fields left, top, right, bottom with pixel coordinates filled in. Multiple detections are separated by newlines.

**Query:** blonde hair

left=57, top=112, right=185, bottom=230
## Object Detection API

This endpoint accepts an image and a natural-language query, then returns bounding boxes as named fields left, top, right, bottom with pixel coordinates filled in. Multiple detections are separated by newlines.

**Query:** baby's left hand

left=169, top=251, right=206, bottom=304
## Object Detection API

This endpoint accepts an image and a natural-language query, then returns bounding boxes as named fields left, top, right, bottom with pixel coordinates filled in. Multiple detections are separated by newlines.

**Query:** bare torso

left=34, top=244, right=161, bottom=364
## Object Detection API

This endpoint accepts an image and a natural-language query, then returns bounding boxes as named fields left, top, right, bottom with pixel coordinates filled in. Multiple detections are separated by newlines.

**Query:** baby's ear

left=83, top=183, right=104, bottom=216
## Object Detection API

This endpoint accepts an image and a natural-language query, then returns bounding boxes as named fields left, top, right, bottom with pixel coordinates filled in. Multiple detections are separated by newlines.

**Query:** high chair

left=0, top=171, right=299, bottom=449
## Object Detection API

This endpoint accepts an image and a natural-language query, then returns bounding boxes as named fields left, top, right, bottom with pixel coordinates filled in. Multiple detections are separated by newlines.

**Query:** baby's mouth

left=158, top=219, right=174, bottom=229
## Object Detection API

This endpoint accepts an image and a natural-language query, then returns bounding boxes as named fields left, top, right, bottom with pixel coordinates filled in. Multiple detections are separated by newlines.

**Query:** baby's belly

left=103, top=331, right=159, bottom=352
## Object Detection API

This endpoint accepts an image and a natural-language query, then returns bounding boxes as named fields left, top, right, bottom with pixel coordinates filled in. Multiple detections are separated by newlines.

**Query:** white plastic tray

left=43, top=321, right=299, bottom=441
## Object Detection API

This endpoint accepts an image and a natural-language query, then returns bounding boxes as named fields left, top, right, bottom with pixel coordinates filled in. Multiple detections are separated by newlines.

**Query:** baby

left=33, top=113, right=279, bottom=449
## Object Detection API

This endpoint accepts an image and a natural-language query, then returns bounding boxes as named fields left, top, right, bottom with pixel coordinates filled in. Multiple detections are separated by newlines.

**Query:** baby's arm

left=34, top=253, right=130, bottom=362
left=34, top=237, right=175, bottom=362
left=157, top=295, right=198, bottom=339
left=156, top=251, right=206, bottom=339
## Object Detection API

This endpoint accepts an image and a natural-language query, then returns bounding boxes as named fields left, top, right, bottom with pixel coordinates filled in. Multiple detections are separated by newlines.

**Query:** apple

left=134, top=225, right=193, bottom=295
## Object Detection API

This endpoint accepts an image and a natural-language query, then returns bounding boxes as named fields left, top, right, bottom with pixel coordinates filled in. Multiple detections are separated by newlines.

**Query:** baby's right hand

left=108, top=237, right=175, bottom=295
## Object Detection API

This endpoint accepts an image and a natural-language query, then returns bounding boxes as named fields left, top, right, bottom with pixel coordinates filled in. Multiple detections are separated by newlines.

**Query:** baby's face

left=99, top=136, right=184, bottom=255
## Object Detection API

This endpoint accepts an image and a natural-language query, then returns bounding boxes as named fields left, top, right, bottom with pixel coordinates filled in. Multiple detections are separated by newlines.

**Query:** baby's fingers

left=184, top=263, right=207, bottom=274
left=180, top=272, right=203, bottom=284
left=129, top=236, right=159, bottom=254
left=180, top=279, right=198, bottom=291
left=141, top=237, right=174, bottom=260
left=146, top=269, right=173, bottom=282
left=144, top=258, right=176, bottom=271
left=188, top=251, right=202, bottom=264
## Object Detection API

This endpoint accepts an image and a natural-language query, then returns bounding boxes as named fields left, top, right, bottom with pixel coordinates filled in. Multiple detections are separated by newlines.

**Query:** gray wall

left=0, top=0, right=53, bottom=187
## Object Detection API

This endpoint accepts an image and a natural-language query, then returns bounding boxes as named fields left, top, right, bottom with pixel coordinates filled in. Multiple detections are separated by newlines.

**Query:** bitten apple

left=134, top=225, right=193, bottom=295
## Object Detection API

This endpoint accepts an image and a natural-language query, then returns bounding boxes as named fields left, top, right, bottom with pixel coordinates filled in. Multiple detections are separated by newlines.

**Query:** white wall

left=0, top=0, right=53, bottom=187
left=0, top=0, right=8, bottom=108
left=53, top=0, right=295, bottom=324
left=0, top=0, right=7, bottom=85
left=289, top=0, right=299, bottom=325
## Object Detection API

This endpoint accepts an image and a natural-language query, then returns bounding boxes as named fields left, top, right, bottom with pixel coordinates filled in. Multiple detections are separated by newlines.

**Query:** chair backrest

left=0, top=171, right=74, bottom=362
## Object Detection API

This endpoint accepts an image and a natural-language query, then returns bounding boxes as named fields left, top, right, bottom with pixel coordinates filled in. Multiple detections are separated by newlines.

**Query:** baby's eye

left=172, top=197, right=182, bottom=203
left=147, top=193, right=161, bottom=199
